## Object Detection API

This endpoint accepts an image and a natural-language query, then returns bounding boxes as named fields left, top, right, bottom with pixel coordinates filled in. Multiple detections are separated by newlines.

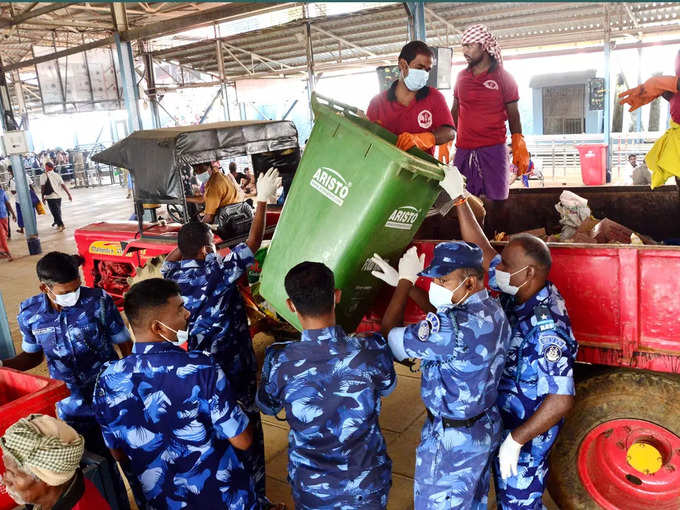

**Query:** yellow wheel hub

left=626, top=442, right=663, bottom=475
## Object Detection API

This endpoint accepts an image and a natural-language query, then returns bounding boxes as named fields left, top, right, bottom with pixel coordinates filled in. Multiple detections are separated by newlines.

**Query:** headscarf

left=1, top=414, right=84, bottom=486
left=462, top=24, right=502, bottom=65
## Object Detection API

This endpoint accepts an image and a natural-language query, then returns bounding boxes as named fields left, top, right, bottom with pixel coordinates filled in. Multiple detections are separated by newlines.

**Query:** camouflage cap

left=419, top=241, right=483, bottom=278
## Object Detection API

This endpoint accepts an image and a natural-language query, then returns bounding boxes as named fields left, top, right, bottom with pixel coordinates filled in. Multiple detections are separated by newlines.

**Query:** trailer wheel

left=548, top=370, right=680, bottom=510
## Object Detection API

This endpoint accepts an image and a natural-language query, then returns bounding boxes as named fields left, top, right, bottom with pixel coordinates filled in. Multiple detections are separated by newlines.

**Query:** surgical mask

left=403, top=68, right=429, bottom=91
left=429, top=276, right=469, bottom=309
left=48, top=287, right=80, bottom=308
left=157, top=321, right=189, bottom=346
left=495, top=266, right=529, bottom=296
left=196, top=171, right=210, bottom=184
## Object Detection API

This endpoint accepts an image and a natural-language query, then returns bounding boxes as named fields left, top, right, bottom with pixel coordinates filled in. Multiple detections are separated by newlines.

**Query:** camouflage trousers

left=493, top=449, right=550, bottom=510
left=414, top=406, right=502, bottom=510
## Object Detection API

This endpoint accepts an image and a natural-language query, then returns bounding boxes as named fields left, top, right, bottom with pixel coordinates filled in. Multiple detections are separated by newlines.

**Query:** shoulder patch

left=417, top=320, right=431, bottom=342
left=425, top=312, right=440, bottom=334
left=544, top=344, right=562, bottom=363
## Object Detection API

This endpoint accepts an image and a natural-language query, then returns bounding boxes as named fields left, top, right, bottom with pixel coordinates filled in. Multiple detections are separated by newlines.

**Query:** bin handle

left=312, top=92, right=363, bottom=120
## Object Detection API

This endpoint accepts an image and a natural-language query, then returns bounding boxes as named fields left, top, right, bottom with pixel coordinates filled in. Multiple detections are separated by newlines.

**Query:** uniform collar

left=132, top=341, right=184, bottom=355
left=300, top=325, right=346, bottom=343
left=513, top=283, right=551, bottom=318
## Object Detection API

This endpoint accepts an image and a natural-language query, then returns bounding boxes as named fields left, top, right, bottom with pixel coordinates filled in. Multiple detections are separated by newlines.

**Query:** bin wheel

left=548, top=370, right=680, bottom=510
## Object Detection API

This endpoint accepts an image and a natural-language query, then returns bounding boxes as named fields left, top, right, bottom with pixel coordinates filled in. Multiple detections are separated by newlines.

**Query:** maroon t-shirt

left=367, top=85, right=454, bottom=154
left=454, top=65, right=519, bottom=149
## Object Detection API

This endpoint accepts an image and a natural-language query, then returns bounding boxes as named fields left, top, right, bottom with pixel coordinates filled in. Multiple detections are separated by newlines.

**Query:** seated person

left=1, top=414, right=110, bottom=510
left=186, top=162, right=240, bottom=223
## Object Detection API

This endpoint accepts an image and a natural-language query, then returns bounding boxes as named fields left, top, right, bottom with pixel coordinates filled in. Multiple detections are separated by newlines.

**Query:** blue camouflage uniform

left=256, top=326, right=396, bottom=510
left=17, top=287, right=130, bottom=429
left=389, top=291, right=511, bottom=509
left=93, top=341, right=257, bottom=510
left=489, top=255, right=578, bottom=509
left=387, top=242, right=511, bottom=510
left=161, top=245, right=266, bottom=503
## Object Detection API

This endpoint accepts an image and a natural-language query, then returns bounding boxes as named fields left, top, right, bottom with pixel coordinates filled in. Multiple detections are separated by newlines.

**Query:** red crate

left=0, top=368, right=69, bottom=509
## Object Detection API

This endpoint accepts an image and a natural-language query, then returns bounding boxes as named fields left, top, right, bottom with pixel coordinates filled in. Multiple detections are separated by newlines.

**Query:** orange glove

left=618, top=76, right=679, bottom=112
left=396, top=132, right=436, bottom=152
left=435, top=141, right=453, bottom=164
left=511, top=133, right=530, bottom=176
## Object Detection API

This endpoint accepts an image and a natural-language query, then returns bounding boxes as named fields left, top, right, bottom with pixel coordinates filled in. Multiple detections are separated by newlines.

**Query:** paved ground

left=0, top=183, right=559, bottom=509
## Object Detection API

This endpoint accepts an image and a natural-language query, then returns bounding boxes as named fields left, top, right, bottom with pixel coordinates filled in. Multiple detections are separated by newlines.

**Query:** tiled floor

left=0, top=183, right=558, bottom=509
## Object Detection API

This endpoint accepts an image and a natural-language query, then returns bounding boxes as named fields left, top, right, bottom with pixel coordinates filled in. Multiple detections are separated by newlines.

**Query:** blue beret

left=419, top=241, right=483, bottom=278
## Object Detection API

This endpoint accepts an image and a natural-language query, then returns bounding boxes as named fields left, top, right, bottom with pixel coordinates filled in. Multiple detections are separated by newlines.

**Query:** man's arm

left=432, top=125, right=455, bottom=145
left=5, top=199, right=16, bottom=221
left=408, top=285, right=436, bottom=315
left=509, top=394, right=574, bottom=445
left=245, top=201, right=266, bottom=254
left=450, top=97, right=459, bottom=129
left=381, top=280, right=412, bottom=337
left=60, top=181, right=72, bottom=201
left=185, top=195, right=205, bottom=204
left=456, top=200, right=498, bottom=270
left=506, top=101, right=522, bottom=134
left=3, top=351, right=44, bottom=371
left=229, top=423, right=253, bottom=451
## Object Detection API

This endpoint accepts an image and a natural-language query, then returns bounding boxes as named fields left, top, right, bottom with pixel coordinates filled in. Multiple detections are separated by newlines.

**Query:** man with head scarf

left=452, top=25, right=529, bottom=228
left=0, top=414, right=110, bottom=510
left=619, top=49, right=680, bottom=188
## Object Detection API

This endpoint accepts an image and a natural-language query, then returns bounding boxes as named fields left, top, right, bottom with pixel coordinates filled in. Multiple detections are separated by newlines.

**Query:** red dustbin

left=576, top=144, right=608, bottom=185
left=0, top=368, right=69, bottom=509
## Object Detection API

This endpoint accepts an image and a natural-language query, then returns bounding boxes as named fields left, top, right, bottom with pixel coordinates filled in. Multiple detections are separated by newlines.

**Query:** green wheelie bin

left=259, top=93, right=445, bottom=331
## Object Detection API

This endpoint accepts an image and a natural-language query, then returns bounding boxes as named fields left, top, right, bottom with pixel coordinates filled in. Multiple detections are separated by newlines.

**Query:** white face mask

left=495, top=266, right=529, bottom=295
left=48, top=287, right=80, bottom=308
left=429, top=277, right=469, bottom=309
left=157, top=321, right=189, bottom=346
left=403, top=68, right=430, bottom=91
left=196, top=171, right=210, bottom=184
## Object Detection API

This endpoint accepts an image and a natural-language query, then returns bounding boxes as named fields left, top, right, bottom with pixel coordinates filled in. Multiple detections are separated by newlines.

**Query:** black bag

left=41, top=174, right=55, bottom=196
left=214, top=201, right=253, bottom=241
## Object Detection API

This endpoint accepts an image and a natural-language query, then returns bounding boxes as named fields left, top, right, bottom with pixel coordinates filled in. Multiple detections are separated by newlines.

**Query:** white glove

left=256, top=167, right=282, bottom=204
left=498, top=432, right=523, bottom=480
left=398, top=246, right=425, bottom=284
left=370, top=254, right=399, bottom=287
left=439, top=166, right=466, bottom=200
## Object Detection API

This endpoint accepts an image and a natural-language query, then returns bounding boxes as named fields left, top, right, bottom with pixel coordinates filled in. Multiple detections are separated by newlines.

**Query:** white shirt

left=9, top=174, right=33, bottom=193
left=40, top=171, right=65, bottom=199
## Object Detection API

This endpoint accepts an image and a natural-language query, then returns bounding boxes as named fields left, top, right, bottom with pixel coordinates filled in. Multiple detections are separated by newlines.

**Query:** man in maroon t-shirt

left=452, top=25, right=529, bottom=209
left=367, top=41, right=454, bottom=161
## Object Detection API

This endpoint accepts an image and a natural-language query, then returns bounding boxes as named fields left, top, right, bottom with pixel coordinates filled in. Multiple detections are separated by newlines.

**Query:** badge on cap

left=417, top=320, right=431, bottom=342
left=425, top=312, right=440, bottom=334
left=544, top=344, right=562, bottom=363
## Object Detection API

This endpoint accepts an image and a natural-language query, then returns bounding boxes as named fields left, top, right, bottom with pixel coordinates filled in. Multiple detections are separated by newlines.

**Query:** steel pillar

left=115, top=33, right=142, bottom=134
left=0, top=58, right=41, bottom=255
left=142, top=49, right=161, bottom=129
left=215, top=26, right=231, bottom=121
left=304, top=17, right=315, bottom=122
left=603, top=5, right=612, bottom=181
left=0, top=292, right=16, bottom=360
left=405, top=2, right=427, bottom=41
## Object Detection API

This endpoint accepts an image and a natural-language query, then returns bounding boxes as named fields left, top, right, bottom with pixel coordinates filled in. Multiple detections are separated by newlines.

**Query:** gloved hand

left=511, top=134, right=530, bottom=176
left=256, top=167, right=282, bottom=204
left=619, top=76, right=679, bottom=112
left=397, top=132, right=436, bottom=152
left=439, top=166, right=466, bottom=201
left=398, top=246, right=425, bottom=284
left=436, top=141, right=453, bottom=164
left=498, top=432, right=523, bottom=480
left=370, top=254, right=399, bottom=287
